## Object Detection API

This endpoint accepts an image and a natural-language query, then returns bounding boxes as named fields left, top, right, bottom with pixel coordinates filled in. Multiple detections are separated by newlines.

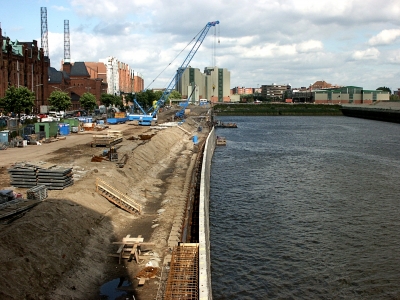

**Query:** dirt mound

left=0, top=110, right=209, bottom=300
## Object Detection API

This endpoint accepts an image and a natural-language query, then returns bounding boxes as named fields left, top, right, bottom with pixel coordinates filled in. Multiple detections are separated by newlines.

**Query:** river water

left=210, top=116, right=400, bottom=300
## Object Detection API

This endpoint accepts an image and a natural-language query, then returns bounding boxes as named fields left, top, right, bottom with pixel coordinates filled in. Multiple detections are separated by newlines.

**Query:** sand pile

left=0, top=115, right=207, bottom=299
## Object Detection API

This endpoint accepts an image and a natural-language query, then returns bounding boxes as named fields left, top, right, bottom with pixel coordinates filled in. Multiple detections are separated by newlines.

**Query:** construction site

left=0, top=106, right=215, bottom=299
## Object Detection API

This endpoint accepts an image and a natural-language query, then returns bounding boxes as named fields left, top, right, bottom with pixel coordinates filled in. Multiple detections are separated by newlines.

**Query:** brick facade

left=0, top=26, right=49, bottom=113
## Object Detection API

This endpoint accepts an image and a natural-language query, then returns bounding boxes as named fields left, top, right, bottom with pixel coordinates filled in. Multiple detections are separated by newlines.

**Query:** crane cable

left=144, top=25, right=207, bottom=91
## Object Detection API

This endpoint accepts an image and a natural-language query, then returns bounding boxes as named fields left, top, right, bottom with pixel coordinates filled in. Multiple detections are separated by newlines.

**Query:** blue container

left=86, top=117, right=93, bottom=123
left=193, top=135, right=198, bottom=144
left=59, top=123, right=70, bottom=136
left=97, top=120, right=104, bottom=125
left=0, top=131, right=9, bottom=143
left=107, top=118, right=117, bottom=124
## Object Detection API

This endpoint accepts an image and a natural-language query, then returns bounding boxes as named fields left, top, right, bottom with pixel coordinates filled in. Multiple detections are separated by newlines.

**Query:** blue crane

left=134, top=20, right=219, bottom=125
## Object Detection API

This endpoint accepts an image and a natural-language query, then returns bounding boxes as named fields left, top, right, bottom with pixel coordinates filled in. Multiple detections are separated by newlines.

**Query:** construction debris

left=109, top=234, right=155, bottom=264
left=116, top=153, right=128, bottom=168
left=26, top=185, right=48, bottom=201
left=91, top=155, right=108, bottom=162
left=138, top=134, right=155, bottom=140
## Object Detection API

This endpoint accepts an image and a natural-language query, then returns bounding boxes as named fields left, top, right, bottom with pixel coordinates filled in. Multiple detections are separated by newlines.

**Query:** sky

left=2, top=0, right=400, bottom=92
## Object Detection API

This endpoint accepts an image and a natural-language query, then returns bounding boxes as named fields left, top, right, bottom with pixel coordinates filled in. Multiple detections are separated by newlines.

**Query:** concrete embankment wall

left=341, top=107, right=400, bottom=123
left=199, top=127, right=216, bottom=300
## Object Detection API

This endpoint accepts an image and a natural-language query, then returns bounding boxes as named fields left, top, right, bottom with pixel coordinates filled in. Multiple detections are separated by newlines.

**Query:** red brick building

left=0, top=26, right=49, bottom=113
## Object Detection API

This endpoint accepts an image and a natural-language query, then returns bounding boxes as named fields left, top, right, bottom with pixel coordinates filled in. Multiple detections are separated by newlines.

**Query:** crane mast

left=137, top=20, right=219, bottom=125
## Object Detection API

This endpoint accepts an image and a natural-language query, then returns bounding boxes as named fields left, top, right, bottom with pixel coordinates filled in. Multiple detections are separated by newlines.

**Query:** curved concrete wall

left=199, top=127, right=216, bottom=299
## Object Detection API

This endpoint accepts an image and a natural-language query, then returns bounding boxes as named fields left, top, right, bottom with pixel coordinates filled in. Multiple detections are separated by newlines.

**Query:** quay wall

left=341, top=107, right=400, bottom=123
left=199, top=126, right=216, bottom=300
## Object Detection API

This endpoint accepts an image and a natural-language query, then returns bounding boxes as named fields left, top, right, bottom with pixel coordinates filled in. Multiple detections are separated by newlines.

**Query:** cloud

left=368, top=29, right=400, bottom=46
left=36, top=0, right=400, bottom=90
left=351, top=48, right=380, bottom=60
left=52, top=6, right=70, bottom=12
left=296, top=40, right=323, bottom=53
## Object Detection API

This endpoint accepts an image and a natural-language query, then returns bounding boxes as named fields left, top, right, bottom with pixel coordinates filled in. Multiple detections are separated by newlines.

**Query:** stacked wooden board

left=91, top=130, right=123, bottom=147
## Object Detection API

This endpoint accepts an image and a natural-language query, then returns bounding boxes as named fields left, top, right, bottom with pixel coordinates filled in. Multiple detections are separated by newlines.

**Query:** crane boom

left=138, top=20, right=219, bottom=125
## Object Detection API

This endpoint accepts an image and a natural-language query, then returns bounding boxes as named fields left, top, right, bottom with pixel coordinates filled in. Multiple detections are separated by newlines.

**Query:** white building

left=99, top=56, right=120, bottom=95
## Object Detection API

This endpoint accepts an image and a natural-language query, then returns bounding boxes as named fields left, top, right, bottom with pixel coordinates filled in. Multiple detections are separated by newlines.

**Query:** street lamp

left=35, top=84, right=44, bottom=113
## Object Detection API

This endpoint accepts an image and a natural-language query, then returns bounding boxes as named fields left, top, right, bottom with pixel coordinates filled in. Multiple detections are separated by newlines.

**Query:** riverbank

left=213, top=103, right=343, bottom=116
left=0, top=106, right=210, bottom=300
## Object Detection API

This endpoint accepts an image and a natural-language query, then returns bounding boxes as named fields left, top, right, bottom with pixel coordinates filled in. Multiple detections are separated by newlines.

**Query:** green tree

left=0, top=86, right=35, bottom=117
left=48, top=91, right=72, bottom=112
left=169, top=90, right=182, bottom=100
left=114, top=96, right=125, bottom=111
left=79, top=92, right=97, bottom=112
left=377, top=86, right=391, bottom=94
left=100, top=93, right=115, bottom=108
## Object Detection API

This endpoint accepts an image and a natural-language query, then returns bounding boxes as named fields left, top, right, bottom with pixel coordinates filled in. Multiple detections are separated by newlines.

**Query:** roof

left=70, top=62, right=90, bottom=77
left=48, top=67, right=63, bottom=84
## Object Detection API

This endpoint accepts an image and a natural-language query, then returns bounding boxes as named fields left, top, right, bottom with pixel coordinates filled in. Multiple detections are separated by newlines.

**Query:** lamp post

left=35, top=84, right=44, bottom=113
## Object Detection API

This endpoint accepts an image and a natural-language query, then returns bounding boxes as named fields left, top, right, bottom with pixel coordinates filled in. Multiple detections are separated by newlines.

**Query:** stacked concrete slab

left=8, top=163, right=74, bottom=190
left=8, top=164, right=38, bottom=188
left=37, top=167, right=74, bottom=190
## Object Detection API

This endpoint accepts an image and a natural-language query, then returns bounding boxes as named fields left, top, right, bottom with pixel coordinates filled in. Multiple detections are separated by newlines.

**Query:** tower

left=40, top=7, right=49, bottom=57
left=64, top=20, right=71, bottom=63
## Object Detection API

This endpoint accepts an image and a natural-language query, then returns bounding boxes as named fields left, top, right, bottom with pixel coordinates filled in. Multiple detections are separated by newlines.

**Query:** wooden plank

left=112, top=242, right=154, bottom=245
left=138, top=278, right=146, bottom=286
left=123, top=237, right=144, bottom=243
left=108, top=254, right=149, bottom=259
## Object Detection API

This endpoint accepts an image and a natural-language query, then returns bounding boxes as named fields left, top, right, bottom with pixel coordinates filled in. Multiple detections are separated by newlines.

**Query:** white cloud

left=52, top=6, right=70, bottom=12
left=12, top=0, right=398, bottom=89
left=368, top=29, right=400, bottom=46
left=351, top=48, right=380, bottom=60
left=296, top=40, right=323, bottom=53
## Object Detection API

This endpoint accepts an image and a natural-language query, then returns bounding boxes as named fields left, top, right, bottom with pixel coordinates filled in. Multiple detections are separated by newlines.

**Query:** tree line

left=0, top=86, right=182, bottom=117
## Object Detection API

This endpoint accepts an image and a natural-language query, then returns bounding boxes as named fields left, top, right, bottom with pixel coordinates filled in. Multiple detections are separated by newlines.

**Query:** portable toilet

left=58, top=123, right=70, bottom=136
left=49, top=122, right=59, bottom=138
left=34, top=122, right=50, bottom=139
left=0, top=130, right=9, bottom=144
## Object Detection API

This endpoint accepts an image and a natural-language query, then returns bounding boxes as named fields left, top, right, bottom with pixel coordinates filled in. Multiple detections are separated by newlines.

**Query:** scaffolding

left=164, top=244, right=199, bottom=300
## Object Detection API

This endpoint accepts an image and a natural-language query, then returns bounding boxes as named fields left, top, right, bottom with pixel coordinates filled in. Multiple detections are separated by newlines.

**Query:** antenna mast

left=40, top=7, right=49, bottom=57
left=64, top=20, right=71, bottom=63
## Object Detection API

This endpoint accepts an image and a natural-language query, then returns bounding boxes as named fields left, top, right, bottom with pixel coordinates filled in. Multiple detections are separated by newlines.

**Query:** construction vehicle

left=129, top=20, right=220, bottom=126
left=175, top=85, right=197, bottom=119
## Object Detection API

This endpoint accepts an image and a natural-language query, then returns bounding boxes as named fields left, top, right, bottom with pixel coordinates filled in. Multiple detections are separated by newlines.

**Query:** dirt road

left=0, top=107, right=210, bottom=300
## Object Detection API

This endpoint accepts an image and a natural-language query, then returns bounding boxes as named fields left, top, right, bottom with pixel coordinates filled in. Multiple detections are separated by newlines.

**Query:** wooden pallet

left=109, top=234, right=155, bottom=264
left=95, top=178, right=142, bottom=214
